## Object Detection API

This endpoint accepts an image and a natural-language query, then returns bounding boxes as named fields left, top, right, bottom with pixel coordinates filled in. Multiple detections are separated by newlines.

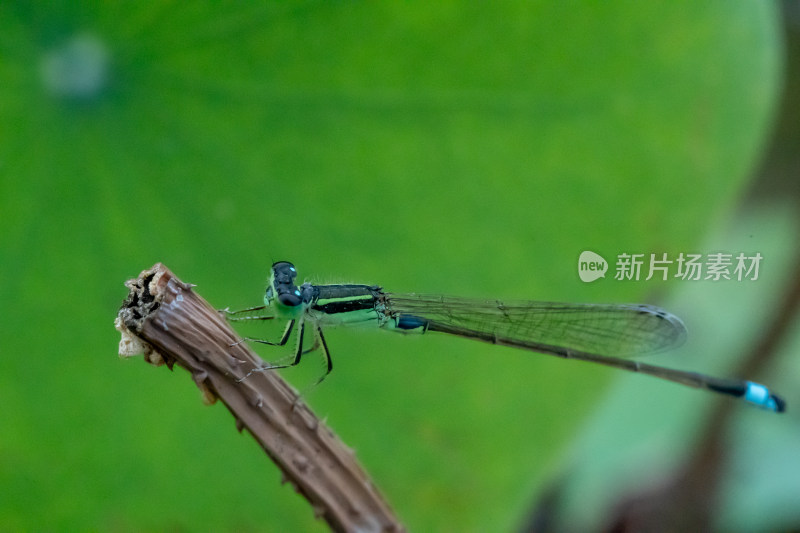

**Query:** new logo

left=578, top=251, right=608, bottom=282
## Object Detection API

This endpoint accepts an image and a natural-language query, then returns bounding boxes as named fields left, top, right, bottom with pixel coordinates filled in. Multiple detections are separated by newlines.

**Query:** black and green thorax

left=267, top=261, right=426, bottom=331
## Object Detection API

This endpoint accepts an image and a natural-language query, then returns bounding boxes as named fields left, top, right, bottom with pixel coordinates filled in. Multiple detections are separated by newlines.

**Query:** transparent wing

left=384, top=293, right=686, bottom=357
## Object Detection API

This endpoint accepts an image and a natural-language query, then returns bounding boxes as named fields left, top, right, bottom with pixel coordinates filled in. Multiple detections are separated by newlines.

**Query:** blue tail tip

left=744, top=382, right=786, bottom=413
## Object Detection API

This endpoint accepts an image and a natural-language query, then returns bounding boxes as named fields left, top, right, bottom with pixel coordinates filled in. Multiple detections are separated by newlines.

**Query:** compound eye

left=278, top=291, right=302, bottom=307
left=272, top=262, right=297, bottom=282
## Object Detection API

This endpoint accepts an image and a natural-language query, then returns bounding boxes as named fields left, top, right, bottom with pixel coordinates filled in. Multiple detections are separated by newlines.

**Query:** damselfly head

left=267, top=261, right=302, bottom=308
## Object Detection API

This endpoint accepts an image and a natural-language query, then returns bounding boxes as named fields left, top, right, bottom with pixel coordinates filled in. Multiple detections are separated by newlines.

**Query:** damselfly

left=224, top=261, right=784, bottom=412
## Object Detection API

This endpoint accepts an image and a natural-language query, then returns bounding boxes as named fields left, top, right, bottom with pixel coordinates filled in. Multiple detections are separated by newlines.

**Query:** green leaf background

left=0, top=2, right=788, bottom=531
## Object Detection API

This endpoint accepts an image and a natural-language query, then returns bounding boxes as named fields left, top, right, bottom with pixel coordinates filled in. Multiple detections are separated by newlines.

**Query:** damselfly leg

left=226, top=309, right=334, bottom=387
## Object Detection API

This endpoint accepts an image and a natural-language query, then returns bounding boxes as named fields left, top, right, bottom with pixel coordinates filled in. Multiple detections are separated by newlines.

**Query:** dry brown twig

left=115, top=263, right=404, bottom=533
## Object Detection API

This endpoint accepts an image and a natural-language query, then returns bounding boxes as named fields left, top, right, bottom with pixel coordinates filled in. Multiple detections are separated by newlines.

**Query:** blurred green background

left=2, top=2, right=799, bottom=531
